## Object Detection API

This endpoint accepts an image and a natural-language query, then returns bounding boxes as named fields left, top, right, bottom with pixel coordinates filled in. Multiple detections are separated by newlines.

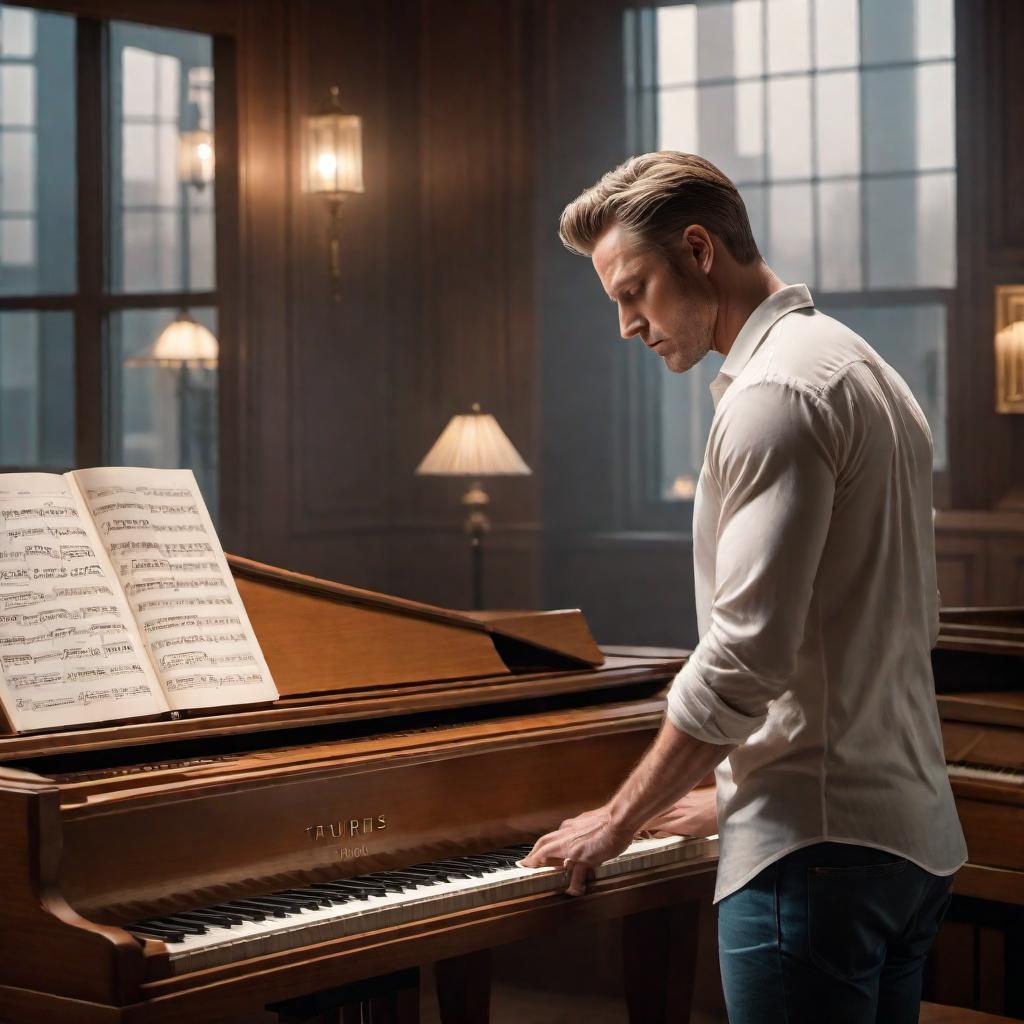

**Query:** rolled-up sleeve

left=667, top=380, right=841, bottom=744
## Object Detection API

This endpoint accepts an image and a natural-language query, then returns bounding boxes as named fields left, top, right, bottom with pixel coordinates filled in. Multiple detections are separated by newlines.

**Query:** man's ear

left=683, top=225, right=714, bottom=275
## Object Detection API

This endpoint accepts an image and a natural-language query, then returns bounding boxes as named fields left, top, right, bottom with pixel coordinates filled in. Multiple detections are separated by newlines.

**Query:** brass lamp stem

left=462, top=481, right=490, bottom=610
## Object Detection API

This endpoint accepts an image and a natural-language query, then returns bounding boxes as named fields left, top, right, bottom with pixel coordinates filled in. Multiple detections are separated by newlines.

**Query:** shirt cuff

left=666, top=658, right=768, bottom=745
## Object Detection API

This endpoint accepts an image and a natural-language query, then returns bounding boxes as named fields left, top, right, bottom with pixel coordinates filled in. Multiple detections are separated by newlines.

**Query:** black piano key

left=317, top=880, right=380, bottom=899
left=264, top=893, right=321, bottom=911
left=409, top=862, right=472, bottom=879
left=173, top=909, right=243, bottom=928
left=227, top=898, right=292, bottom=918
left=300, top=886, right=354, bottom=904
left=128, top=924, right=187, bottom=944
left=149, top=915, right=208, bottom=935
left=216, top=902, right=268, bottom=921
left=312, top=881, right=374, bottom=900
left=374, top=871, right=431, bottom=886
left=277, top=889, right=333, bottom=908
left=357, top=874, right=409, bottom=893
left=401, top=866, right=453, bottom=882
left=457, top=856, right=505, bottom=871
left=429, top=860, right=486, bottom=877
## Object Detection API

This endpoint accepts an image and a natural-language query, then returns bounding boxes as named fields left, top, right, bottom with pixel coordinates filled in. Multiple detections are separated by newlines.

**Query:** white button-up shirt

left=666, top=284, right=967, bottom=902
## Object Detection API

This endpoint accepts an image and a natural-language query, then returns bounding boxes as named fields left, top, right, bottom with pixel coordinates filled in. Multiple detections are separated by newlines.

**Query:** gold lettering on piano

left=305, top=813, right=387, bottom=841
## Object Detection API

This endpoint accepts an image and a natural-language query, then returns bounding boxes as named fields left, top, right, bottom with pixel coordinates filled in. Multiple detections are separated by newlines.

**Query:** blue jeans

left=718, top=842, right=953, bottom=1024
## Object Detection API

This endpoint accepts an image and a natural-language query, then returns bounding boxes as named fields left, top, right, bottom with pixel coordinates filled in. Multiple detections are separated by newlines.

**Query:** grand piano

left=932, top=606, right=1024, bottom=1016
left=0, top=555, right=718, bottom=1023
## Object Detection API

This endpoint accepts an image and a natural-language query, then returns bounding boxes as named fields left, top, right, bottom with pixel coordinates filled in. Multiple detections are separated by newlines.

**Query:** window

left=0, top=6, right=221, bottom=518
left=626, top=0, right=955, bottom=506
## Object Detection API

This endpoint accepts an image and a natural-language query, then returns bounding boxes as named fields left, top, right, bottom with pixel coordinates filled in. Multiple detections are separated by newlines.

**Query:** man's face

left=592, top=221, right=716, bottom=374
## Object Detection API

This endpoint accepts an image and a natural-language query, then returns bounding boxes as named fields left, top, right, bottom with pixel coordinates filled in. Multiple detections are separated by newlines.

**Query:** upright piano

left=0, top=556, right=718, bottom=1024
left=932, top=606, right=1024, bottom=1016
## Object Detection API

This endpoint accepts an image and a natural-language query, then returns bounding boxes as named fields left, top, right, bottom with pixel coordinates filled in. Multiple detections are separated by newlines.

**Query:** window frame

left=0, top=1, right=235, bottom=491
left=621, top=0, right=956, bottom=532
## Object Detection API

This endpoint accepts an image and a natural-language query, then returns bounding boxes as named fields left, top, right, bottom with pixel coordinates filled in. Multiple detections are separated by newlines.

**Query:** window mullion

left=74, top=15, right=107, bottom=467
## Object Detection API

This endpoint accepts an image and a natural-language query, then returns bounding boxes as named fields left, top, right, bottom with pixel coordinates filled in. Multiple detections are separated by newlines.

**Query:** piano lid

left=227, top=554, right=605, bottom=698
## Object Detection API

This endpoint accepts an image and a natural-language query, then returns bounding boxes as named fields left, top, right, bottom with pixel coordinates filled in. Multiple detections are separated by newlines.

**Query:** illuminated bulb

left=317, top=152, right=337, bottom=179
left=197, top=141, right=212, bottom=160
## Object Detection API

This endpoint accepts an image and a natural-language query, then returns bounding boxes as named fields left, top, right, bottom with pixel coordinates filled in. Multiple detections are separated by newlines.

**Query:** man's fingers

left=565, top=859, right=591, bottom=897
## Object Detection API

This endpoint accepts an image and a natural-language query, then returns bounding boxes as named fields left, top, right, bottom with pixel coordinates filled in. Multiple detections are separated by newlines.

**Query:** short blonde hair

left=559, top=151, right=761, bottom=264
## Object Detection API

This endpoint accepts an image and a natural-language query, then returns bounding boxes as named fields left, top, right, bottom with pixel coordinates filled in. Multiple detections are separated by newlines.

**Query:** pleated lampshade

left=416, top=404, right=531, bottom=477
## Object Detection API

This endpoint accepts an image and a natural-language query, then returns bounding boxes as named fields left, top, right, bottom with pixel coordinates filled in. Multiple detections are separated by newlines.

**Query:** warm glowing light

left=178, top=129, right=215, bottom=189
left=317, top=152, right=338, bottom=179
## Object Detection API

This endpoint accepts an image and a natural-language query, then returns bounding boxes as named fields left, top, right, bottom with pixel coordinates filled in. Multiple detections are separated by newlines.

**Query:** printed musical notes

left=72, top=467, right=278, bottom=712
left=0, top=474, right=167, bottom=732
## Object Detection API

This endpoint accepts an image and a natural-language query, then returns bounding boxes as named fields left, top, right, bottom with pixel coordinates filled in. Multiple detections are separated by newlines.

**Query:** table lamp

left=416, top=403, right=531, bottom=610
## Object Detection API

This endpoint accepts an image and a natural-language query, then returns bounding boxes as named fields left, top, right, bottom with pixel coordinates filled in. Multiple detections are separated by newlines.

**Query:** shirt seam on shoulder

left=724, top=373, right=845, bottom=441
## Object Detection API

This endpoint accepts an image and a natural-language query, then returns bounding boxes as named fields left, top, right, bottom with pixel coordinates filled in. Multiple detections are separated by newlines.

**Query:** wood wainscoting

left=935, top=510, right=1024, bottom=608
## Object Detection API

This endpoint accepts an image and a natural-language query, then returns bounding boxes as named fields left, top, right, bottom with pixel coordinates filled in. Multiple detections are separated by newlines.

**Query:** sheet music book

left=0, top=467, right=278, bottom=733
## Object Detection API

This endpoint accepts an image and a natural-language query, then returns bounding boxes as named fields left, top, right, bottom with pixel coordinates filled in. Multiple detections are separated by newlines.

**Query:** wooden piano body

left=0, top=556, right=717, bottom=1023
left=932, top=607, right=1024, bottom=1016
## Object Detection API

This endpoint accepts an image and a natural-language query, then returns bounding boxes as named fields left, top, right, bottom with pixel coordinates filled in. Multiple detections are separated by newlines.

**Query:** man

left=522, top=152, right=966, bottom=1024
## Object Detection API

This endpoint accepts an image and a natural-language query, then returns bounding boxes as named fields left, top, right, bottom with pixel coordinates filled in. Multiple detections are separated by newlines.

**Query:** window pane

left=916, top=63, right=955, bottom=170
left=0, top=311, right=74, bottom=467
left=862, top=0, right=954, bottom=65
left=816, top=180, right=861, bottom=291
left=766, top=0, right=810, bottom=74
left=656, top=5, right=696, bottom=86
left=110, top=22, right=215, bottom=294
left=866, top=173, right=955, bottom=289
left=111, top=308, right=219, bottom=519
left=1, top=131, right=34, bottom=212
left=0, top=6, right=76, bottom=296
left=814, top=0, right=858, bottom=69
left=817, top=303, right=947, bottom=470
left=915, top=0, right=954, bottom=60
left=660, top=81, right=765, bottom=182
left=767, top=183, right=815, bottom=284
left=767, top=76, right=811, bottom=179
left=0, top=6, right=36, bottom=58
left=864, top=65, right=954, bottom=174
left=815, top=72, right=860, bottom=177
left=660, top=349, right=724, bottom=500
left=0, top=65, right=34, bottom=126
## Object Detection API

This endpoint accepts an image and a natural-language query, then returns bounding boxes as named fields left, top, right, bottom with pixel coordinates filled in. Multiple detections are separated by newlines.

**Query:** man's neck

left=713, top=263, right=788, bottom=359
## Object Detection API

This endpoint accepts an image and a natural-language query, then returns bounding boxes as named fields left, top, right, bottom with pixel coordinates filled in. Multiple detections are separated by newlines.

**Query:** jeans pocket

left=807, top=860, right=909, bottom=981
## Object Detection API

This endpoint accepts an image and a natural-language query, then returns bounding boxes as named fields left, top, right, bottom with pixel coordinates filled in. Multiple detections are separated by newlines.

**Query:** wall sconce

left=178, top=100, right=214, bottom=191
left=178, top=129, right=215, bottom=190
left=995, top=286, right=1024, bottom=414
left=301, top=85, right=364, bottom=303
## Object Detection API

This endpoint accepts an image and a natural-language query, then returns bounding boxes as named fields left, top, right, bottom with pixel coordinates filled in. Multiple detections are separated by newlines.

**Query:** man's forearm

left=606, top=718, right=731, bottom=834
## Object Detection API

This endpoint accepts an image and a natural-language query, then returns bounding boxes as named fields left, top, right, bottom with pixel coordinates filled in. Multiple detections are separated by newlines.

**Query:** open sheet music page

left=0, top=474, right=169, bottom=732
left=69, top=467, right=279, bottom=712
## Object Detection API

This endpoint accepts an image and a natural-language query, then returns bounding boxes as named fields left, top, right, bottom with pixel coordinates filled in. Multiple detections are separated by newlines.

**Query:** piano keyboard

left=948, top=761, right=1024, bottom=784
left=127, top=834, right=717, bottom=974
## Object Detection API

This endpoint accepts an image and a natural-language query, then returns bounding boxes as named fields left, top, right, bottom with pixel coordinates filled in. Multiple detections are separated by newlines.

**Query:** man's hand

left=637, top=786, right=717, bottom=838
left=521, top=806, right=633, bottom=897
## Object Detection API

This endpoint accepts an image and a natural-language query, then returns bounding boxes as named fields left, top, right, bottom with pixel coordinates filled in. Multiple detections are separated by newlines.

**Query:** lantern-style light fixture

left=995, top=286, right=1024, bottom=415
left=301, top=85, right=364, bottom=302
left=178, top=129, right=215, bottom=190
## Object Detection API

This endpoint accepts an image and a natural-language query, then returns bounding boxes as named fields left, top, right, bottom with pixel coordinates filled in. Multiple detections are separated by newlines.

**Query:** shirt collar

left=709, top=283, right=814, bottom=408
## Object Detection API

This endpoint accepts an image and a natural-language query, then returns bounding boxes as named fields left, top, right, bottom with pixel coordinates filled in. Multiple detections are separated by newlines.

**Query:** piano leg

left=622, top=900, right=702, bottom=1024
left=435, top=949, right=491, bottom=1024
left=269, top=968, right=420, bottom=1024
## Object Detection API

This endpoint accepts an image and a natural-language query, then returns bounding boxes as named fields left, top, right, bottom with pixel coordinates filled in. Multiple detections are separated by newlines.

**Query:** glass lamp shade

left=302, top=112, right=364, bottom=195
left=178, top=129, right=215, bottom=189
left=416, top=405, right=531, bottom=477
left=996, top=319, right=1024, bottom=413
left=125, top=313, right=219, bottom=369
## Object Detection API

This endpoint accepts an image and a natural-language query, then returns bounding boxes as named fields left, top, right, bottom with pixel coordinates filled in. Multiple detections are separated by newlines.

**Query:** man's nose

left=620, top=309, right=645, bottom=340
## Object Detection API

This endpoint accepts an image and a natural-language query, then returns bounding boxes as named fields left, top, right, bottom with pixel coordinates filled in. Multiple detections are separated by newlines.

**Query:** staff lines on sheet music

left=117, top=559, right=221, bottom=578
left=160, top=651, right=258, bottom=671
